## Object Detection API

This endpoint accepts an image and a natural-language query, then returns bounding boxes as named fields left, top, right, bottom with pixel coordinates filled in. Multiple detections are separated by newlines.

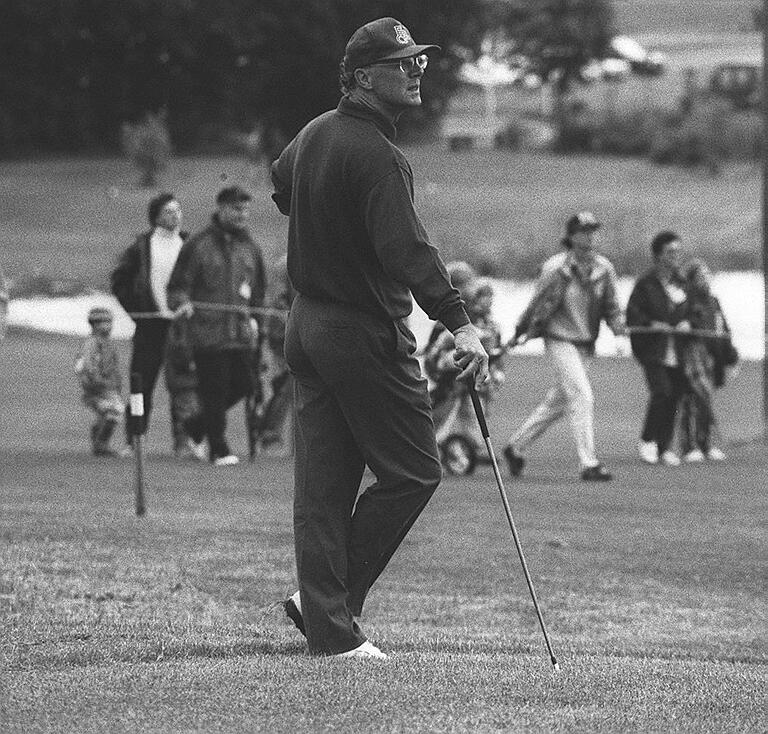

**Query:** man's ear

left=354, top=67, right=374, bottom=90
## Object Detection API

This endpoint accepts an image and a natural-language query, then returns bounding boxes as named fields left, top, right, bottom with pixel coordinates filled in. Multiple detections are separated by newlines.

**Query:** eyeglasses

left=367, top=54, right=429, bottom=75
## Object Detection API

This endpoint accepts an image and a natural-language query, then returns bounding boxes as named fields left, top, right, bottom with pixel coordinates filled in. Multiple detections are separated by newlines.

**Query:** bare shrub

left=120, top=111, right=172, bottom=187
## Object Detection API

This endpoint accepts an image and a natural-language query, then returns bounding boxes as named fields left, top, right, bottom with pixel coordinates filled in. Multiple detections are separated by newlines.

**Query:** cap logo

left=394, top=24, right=412, bottom=45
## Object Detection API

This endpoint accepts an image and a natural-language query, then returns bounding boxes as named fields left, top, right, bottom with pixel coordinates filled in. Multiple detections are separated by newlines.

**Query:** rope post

left=129, top=372, right=146, bottom=517
left=763, top=0, right=768, bottom=441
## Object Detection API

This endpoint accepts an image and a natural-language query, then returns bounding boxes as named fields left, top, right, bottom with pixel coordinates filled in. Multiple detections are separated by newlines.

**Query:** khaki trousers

left=510, top=338, right=598, bottom=470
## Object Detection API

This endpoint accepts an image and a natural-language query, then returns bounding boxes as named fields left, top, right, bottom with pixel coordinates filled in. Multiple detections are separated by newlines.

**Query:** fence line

left=626, top=326, right=732, bottom=340
left=128, top=301, right=289, bottom=320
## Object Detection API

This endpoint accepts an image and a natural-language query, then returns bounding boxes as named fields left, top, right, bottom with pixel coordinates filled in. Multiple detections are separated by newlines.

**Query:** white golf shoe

left=706, top=447, right=727, bottom=461
left=638, top=441, right=659, bottom=464
left=660, top=450, right=681, bottom=467
left=336, top=641, right=388, bottom=660
left=683, top=449, right=705, bottom=463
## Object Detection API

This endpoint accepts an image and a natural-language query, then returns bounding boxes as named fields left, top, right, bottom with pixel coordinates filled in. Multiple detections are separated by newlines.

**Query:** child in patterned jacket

left=74, top=307, right=125, bottom=456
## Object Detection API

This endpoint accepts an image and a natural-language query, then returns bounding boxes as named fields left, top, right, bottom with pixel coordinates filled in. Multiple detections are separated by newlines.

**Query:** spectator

left=167, top=185, right=266, bottom=466
left=428, top=277, right=505, bottom=472
left=111, top=193, right=204, bottom=459
left=678, top=258, right=736, bottom=462
left=423, top=260, right=479, bottom=411
left=503, top=212, right=625, bottom=482
left=74, top=307, right=124, bottom=456
left=627, top=230, right=691, bottom=466
left=253, top=255, right=295, bottom=457
left=164, top=319, right=203, bottom=458
left=270, top=18, right=489, bottom=658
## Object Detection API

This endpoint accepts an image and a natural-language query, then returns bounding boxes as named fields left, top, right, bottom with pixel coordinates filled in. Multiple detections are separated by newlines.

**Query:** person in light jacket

left=503, top=212, right=626, bottom=482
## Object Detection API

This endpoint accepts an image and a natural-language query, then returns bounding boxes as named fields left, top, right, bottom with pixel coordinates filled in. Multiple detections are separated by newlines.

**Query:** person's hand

left=452, top=324, right=490, bottom=390
left=650, top=320, right=671, bottom=332
left=173, top=302, right=194, bottom=320
left=675, top=320, right=691, bottom=333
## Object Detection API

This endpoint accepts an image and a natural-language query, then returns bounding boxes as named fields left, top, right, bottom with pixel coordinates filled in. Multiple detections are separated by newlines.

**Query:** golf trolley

left=438, top=424, right=488, bottom=476
left=433, top=347, right=506, bottom=476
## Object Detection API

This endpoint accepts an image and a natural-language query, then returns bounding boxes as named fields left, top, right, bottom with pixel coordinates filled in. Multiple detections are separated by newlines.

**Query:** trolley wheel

left=441, top=434, right=477, bottom=476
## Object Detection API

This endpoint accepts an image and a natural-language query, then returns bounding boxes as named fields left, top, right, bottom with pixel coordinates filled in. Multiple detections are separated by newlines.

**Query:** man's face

left=570, top=228, right=597, bottom=257
left=657, top=240, right=682, bottom=271
left=156, top=199, right=182, bottom=231
left=218, top=200, right=249, bottom=230
left=364, top=54, right=427, bottom=112
left=92, top=320, right=112, bottom=337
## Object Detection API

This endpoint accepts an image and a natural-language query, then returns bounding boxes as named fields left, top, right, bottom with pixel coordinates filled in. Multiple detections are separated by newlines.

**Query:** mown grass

left=0, top=141, right=760, bottom=290
left=1, top=331, right=765, bottom=732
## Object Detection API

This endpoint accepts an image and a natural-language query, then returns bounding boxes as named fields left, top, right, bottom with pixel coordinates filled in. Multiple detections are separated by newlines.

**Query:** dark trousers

left=285, top=295, right=441, bottom=655
left=190, top=349, right=253, bottom=460
left=125, top=318, right=171, bottom=439
left=640, top=362, right=688, bottom=453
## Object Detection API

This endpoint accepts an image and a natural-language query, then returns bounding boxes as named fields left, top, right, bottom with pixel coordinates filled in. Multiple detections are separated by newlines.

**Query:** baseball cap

left=566, top=211, right=601, bottom=235
left=216, top=185, right=252, bottom=205
left=344, top=17, right=440, bottom=70
left=87, top=306, right=113, bottom=324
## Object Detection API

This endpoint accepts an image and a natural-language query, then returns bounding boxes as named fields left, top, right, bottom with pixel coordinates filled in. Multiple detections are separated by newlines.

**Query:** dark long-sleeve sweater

left=270, top=96, right=469, bottom=333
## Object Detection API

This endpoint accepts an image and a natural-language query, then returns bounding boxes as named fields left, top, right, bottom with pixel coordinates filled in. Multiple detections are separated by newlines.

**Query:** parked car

left=579, top=57, right=631, bottom=83
left=709, top=63, right=761, bottom=110
left=608, top=35, right=665, bottom=76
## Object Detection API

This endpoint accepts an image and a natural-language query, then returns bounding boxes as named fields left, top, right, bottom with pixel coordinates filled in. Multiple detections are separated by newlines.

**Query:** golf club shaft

left=469, top=384, right=559, bottom=670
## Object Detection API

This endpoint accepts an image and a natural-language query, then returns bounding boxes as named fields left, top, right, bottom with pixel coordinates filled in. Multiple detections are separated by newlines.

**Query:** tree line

left=0, top=0, right=612, bottom=158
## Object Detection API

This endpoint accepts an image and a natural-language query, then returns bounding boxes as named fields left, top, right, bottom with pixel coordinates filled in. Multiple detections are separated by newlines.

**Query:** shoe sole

left=283, top=598, right=306, bottom=637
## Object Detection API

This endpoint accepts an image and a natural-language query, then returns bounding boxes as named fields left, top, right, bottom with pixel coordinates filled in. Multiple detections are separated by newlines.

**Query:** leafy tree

left=492, top=0, right=615, bottom=121
left=0, top=0, right=488, bottom=157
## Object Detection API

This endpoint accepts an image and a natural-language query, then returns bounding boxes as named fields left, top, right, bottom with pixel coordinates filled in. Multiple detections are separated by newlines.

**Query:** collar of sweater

left=338, top=96, right=397, bottom=140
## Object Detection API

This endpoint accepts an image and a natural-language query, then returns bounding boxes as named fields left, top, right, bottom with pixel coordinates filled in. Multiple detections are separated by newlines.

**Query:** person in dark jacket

left=270, top=18, right=489, bottom=659
left=111, top=193, right=204, bottom=459
left=167, top=185, right=266, bottom=466
left=627, top=230, right=691, bottom=466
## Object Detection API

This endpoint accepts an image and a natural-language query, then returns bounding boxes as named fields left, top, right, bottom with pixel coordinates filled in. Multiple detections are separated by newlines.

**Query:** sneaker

left=580, top=463, right=613, bottom=481
left=213, top=454, right=239, bottom=466
left=683, top=449, right=705, bottom=463
left=185, top=438, right=207, bottom=461
left=638, top=441, right=659, bottom=464
left=335, top=640, right=388, bottom=660
left=706, top=447, right=727, bottom=461
left=283, top=592, right=306, bottom=637
left=503, top=445, right=525, bottom=477
left=93, top=447, right=119, bottom=458
left=660, top=450, right=681, bottom=467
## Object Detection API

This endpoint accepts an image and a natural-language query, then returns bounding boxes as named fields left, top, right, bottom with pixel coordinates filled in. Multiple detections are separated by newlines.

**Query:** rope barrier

left=127, top=301, right=289, bottom=320
left=626, top=325, right=731, bottom=340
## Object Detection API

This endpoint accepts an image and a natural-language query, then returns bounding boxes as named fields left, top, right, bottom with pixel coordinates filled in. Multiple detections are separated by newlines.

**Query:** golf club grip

left=468, top=384, right=489, bottom=438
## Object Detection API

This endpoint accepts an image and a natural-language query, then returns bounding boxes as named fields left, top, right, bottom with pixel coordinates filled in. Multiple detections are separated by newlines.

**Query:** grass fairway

left=1, top=330, right=765, bottom=732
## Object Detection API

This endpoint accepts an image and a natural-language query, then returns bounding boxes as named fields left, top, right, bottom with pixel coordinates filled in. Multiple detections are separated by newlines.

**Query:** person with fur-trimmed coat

left=167, top=185, right=266, bottom=466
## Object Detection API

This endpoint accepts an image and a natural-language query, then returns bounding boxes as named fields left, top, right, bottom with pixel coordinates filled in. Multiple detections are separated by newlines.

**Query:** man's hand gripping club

left=452, top=323, right=490, bottom=389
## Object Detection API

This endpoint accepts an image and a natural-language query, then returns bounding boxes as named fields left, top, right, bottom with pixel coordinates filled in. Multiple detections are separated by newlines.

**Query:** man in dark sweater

left=271, top=17, right=489, bottom=659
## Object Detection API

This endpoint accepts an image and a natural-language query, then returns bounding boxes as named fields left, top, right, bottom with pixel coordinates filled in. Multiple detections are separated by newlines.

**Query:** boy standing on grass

left=74, top=306, right=124, bottom=457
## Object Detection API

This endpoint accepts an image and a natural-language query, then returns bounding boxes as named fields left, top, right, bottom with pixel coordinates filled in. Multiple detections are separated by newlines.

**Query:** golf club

left=468, top=382, right=560, bottom=671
